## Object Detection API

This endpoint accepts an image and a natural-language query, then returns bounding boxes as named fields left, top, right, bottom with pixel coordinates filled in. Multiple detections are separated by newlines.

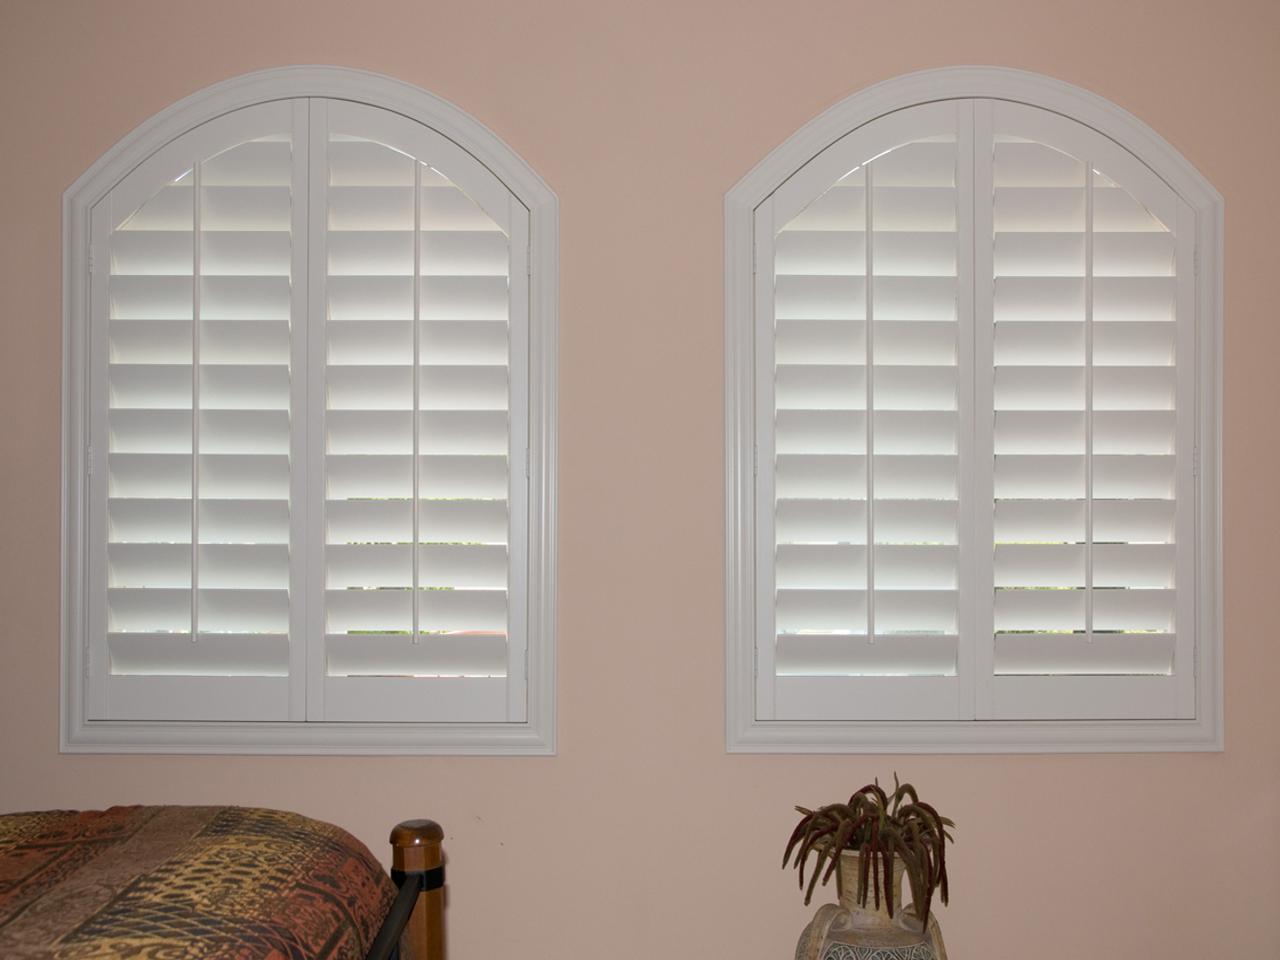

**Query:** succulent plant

left=782, top=775, right=953, bottom=928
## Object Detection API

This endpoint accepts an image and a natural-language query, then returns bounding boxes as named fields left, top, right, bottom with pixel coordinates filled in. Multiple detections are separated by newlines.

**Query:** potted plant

left=783, top=777, right=954, bottom=960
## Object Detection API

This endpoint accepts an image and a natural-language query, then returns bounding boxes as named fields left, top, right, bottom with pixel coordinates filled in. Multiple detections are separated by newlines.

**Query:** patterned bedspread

left=0, top=806, right=395, bottom=960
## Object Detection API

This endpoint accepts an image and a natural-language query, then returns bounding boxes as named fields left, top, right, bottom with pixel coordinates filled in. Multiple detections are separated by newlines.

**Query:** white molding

left=62, top=66, right=557, bottom=755
left=726, top=67, right=1222, bottom=215
left=727, top=717, right=1222, bottom=755
left=62, top=719, right=555, bottom=757
left=725, top=66, right=1223, bottom=753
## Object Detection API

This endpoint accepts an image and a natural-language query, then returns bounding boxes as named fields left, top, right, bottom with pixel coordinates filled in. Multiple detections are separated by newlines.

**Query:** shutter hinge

left=86, top=443, right=94, bottom=476
left=1193, top=247, right=1200, bottom=277
left=1192, top=444, right=1200, bottom=479
left=526, top=243, right=532, bottom=278
left=88, top=246, right=95, bottom=275
left=524, top=447, right=530, bottom=479
left=751, top=238, right=757, bottom=276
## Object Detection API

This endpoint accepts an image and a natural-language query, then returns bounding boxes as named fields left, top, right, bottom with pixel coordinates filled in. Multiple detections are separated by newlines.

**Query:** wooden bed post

left=390, top=820, right=445, bottom=960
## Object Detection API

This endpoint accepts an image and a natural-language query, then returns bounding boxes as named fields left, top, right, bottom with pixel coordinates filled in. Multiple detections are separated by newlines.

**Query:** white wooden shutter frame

left=312, top=99, right=530, bottom=724
left=726, top=67, right=1222, bottom=753
left=756, top=101, right=972, bottom=723
left=63, top=67, right=558, bottom=754
left=985, top=101, right=1195, bottom=722
left=87, top=100, right=305, bottom=725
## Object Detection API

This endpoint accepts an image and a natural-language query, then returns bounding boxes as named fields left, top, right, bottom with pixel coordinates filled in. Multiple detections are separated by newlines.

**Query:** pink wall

left=2, top=1, right=1278, bottom=956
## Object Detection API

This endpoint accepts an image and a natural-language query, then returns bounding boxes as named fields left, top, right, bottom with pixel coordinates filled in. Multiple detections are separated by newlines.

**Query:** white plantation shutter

left=82, top=91, right=533, bottom=728
left=91, top=102, right=303, bottom=721
left=315, top=101, right=526, bottom=723
left=750, top=97, right=1199, bottom=726
left=983, top=101, right=1193, bottom=720
left=762, top=103, right=968, bottom=721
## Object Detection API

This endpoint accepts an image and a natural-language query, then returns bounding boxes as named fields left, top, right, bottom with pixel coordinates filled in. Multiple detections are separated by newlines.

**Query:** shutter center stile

left=191, top=158, right=203, bottom=645
left=412, top=159, right=422, bottom=646
left=863, top=162, right=876, bottom=648
left=1083, top=156, right=1095, bottom=647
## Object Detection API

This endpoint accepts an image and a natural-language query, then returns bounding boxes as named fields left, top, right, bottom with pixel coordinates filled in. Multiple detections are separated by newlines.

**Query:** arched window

left=63, top=68, right=557, bottom=753
left=725, top=68, right=1221, bottom=751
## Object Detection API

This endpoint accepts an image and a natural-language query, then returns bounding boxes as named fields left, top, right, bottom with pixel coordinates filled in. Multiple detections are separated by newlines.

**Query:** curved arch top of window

left=63, top=67, right=558, bottom=754
left=725, top=67, right=1221, bottom=753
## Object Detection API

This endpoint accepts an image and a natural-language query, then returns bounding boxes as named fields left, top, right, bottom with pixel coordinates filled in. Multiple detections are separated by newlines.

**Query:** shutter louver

left=102, top=113, right=298, bottom=719
left=989, top=122, right=1179, bottom=700
left=772, top=131, right=962, bottom=692
left=320, top=111, right=513, bottom=717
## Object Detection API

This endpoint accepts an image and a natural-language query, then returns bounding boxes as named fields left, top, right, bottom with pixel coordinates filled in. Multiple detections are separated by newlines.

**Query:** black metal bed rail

left=364, top=866, right=445, bottom=960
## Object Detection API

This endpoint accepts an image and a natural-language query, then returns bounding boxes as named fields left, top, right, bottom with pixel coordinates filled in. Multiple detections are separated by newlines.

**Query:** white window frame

left=725, top=67, right=1222, bottom=753
left=62, top=66, right=558, bottom=755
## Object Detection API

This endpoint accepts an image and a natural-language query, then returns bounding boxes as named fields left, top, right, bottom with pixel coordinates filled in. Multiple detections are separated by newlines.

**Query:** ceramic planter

left=795, top=850, right=947, bottom=960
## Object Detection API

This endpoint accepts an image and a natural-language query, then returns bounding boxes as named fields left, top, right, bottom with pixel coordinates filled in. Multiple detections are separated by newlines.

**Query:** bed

left=0, top=806, right=444, bottom=960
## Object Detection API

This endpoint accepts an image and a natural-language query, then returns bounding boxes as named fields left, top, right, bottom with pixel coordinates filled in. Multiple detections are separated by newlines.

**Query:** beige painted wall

left=2, top=1, right=1278, bottom=956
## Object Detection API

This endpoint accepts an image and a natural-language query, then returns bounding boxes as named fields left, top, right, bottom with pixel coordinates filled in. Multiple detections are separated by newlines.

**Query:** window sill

left=61, top=716, right=555, bottom=755
left=726, top=715, right=1222, bottom=754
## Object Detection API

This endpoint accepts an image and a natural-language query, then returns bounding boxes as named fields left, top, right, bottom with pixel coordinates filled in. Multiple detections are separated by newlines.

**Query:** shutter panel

left=765, top=103, right=966, bottom=721
left=317, top=101, right=523, bottom=722
left=96, top=103, right=301, bottom=720
left=985, top=102, right=1187, bottom=720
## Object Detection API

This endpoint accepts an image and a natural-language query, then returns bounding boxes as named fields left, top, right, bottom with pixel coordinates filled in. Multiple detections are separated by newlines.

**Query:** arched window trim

left=62, top=66, right=558, bottom=754
left=724, top=66, right=1222, bottom=753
